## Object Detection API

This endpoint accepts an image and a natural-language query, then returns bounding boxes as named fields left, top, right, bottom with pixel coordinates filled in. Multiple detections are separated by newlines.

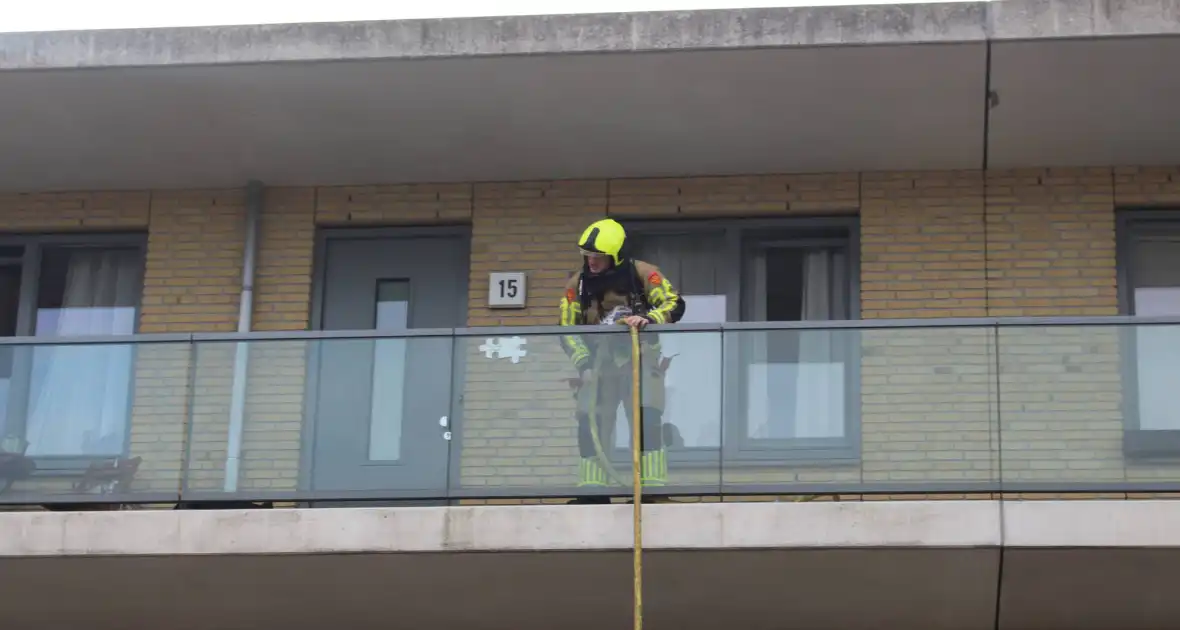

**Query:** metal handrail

left=0, top=314, right=1176, bottom=346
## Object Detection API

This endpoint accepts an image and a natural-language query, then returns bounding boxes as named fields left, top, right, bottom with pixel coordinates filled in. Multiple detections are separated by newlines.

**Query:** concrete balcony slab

left=4, top=500, right=1180, bottom=628
left=0, top=501, right=1002, bottom=557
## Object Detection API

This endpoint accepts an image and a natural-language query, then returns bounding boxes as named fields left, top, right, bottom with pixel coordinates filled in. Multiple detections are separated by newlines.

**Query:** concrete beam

left=7, top=499, right=1180, bottom=560
left=1004, top=500, right=1180, bottom=547
left=1, top=0, right=1178, bottom=71
left=0, top=3, right=985, bottom=70
left=0, top=501, right=1000, bottom=557
left=989, top=0, right=1180, bottom=41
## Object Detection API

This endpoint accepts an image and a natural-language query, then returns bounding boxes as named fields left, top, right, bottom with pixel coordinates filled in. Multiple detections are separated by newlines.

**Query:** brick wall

left=985, top=170, right=1122, bottom=486
left=859, top=172, right=995, bottom=488
left=142, top=190, right=246, bottom=495
left=984, top=168, right=1117, bottom=318
left=860, top=171, right=987, bottom=319
left=1116, top=166, right=1180, bottom=206
left=0, top=191, right=149, bottom=231
left=7, top=166, right=1180, bottom=504
left=315, top=184, right=474, bottom=226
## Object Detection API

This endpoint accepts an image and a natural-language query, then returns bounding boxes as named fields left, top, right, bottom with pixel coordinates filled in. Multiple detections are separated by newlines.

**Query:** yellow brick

left=861, top=171, right=987, bottom=318
left=984, top=169, right=1118, bottom=316
left=1115, top=166, right=1180, bottom=205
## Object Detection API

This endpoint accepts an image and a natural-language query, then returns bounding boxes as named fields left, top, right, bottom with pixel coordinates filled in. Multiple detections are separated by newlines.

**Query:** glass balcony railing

left=1, top=317, right=1178, bottom=506
left=0, top=335, right=191, bottom=505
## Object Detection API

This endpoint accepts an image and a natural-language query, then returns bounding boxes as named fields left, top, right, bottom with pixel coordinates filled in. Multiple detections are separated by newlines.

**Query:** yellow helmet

left=577, top=218, right=627, bottom=266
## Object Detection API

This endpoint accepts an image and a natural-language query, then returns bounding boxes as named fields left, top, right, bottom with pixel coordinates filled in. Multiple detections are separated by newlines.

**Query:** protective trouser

left=574, top=340, right=668, bottom=490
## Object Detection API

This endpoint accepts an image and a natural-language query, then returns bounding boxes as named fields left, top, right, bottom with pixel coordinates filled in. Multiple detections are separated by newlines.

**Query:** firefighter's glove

left=622, top=315, right=649, bottom=329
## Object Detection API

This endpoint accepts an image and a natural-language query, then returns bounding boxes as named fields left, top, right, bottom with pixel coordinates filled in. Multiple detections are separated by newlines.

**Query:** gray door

left=310, top=233, right=469, bottom=496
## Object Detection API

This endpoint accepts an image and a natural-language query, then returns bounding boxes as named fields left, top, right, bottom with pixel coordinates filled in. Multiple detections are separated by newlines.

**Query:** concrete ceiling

left=987, top=36, right=1180, bottom=169
left=0, top=44, right=985, bottom=191
left=0, top=35, right=1177, bottom=192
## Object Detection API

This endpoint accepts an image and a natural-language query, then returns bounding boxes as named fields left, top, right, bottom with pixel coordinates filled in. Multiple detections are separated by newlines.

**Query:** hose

left=578, top=326, right=644, bottom=630
left=584, top=327, right=642, bottom=488
left=629, top=323, right=644, bottom=630
left=586, top=353, right=633, bottom=487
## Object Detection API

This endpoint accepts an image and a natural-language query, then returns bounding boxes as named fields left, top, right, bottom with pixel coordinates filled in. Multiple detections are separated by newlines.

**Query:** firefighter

left=558, top=218, right=686, bottom=503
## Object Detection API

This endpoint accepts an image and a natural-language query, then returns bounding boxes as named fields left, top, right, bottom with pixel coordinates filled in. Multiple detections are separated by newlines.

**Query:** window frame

left=1116, top=210, right=1180, bottom=458
left=0, top=232, right=148, bottom=472
left=607, top=216, right=862, bottom=467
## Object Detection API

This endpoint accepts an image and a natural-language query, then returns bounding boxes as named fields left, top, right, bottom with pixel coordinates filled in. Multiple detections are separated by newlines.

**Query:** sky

left=0, top=0, right=977, bottom=33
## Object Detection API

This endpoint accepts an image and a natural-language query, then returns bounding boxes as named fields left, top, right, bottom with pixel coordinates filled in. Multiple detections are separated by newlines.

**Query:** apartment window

left=737, top=228, right=857, bottom=459
left=0, top=236, right=145, bottom=462
left=611, top=230, right=728, bottom=453
left=1119, top=212, right=1180, bottom=456
left=615, top=218, right=860, bottom=462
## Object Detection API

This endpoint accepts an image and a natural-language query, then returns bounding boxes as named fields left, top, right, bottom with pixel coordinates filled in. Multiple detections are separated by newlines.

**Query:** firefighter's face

left=585, top=253, right=611, bottom=274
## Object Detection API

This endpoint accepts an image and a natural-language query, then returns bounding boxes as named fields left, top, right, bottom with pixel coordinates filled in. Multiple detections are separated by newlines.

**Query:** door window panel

left=369, top=279, right=409, bottom=462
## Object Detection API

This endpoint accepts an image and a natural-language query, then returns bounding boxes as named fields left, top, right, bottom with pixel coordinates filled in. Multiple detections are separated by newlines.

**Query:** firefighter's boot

left=570, top=455, right=612, bottom=505
left=640, top=407, right=669, bottom=488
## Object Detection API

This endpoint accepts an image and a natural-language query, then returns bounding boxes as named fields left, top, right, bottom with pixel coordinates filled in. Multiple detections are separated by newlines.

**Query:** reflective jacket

left=558, top=259, right=686, bottom=373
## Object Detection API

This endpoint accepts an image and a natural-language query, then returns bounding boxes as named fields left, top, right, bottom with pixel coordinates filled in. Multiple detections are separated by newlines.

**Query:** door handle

left=440, top=416, right=451, bottom=441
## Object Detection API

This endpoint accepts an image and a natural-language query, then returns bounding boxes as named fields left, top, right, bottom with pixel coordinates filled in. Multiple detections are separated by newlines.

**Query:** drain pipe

left=224, top=180, right=264, bottom=493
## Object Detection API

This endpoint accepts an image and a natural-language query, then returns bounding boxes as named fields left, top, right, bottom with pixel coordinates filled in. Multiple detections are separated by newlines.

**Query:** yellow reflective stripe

left=579, top=457, right=608, bottom=486
left=560, top=298, right=582, bottom=325
left=563, top=338, right=589, bottom=365
left=646, top=280, right=679, bottom=323
left=560, top=297, right=590, bottom=366
left=640, top=450, right=668, bottom=485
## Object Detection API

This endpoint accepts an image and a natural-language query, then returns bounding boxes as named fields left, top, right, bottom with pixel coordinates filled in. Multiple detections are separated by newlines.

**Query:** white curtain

left=793, top=250, right=845, bottom=438
left=25, top=249, right=139, bottom=457
left=746, top=249, right=774, bottom=439
left=1133, top=287, right=1180, bottom=430
left=747, top=248, right=846, bottom=440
